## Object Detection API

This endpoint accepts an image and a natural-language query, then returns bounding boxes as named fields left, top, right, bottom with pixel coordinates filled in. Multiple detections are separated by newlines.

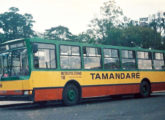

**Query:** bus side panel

left=34, top=88, right=63, bottom=102
left=151, top=82, right=165, bottom=92
left=82, top=84, right=140, bottom=98
left=141, top=71, right=165, bottom=92
left=0, top=90, right=23, bottom=95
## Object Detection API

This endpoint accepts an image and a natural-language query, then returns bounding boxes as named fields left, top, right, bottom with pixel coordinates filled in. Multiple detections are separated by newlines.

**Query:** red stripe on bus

left=82, top=84, right=140, bottom=98
left=34, top=88, right=63, bottom=102
left=0, top=90, right=23, bottom=95
left=33, top=82, right=165, bottom=102
left=151, top=82, right=165, bottom=91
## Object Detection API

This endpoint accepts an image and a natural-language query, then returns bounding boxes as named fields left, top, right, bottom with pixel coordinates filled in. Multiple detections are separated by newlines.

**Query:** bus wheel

left=63, top=84, right=80, bottom=106
left=140, top=80, right=151, bottom=97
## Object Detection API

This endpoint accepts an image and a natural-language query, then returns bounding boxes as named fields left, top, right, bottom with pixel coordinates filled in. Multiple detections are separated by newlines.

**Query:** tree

left=121, top=26, right=162, bottom=49
left=0, top=33, right=4, bottom=43
left=102, top=27, right=123, bottom=46
left=149, top=13, right=165, bottom=36
left=100, top=0, right=123, bottom=26
left=88, top=0, right=124, bottom=43
left=0, top=7, right=35, bottom=42
left=85, top=0, right=164, bottom=50
left=160, top=36, right=165, bottom=50
left=44, top=26, right=77, bottom=41
left=76, top=31, right=95, bottom=43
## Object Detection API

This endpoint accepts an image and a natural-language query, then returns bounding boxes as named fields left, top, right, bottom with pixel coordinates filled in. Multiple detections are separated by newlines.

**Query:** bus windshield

left=0, top=49, right=29, bottom=78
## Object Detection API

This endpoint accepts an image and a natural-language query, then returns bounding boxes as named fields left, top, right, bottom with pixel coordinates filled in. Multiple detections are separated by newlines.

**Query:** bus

left=0, top=38, right=165, bottom=105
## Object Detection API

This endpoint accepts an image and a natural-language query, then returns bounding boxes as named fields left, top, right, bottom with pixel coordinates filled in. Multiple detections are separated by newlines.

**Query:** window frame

left=32, top=42, right=57, bottom=70
left=103, top=48, right=120, bottom=70
left=154, top=52, right=164, bottom=60
left=137, top=51, right=153, bottom=70
left=137, top=51, right=152, bottom=60
left=153, top=52, right=165, bottom=70
left=83, top=46, right=102, bottom=70
left=83, top=47, right=101, bottom=57
left=121, top=50, right=137, bottom=70
left=59, top=44, right=82, bottom=70
left=10, top=48, right=29, bottom=76
left=0, top=47, right=30, bottom=78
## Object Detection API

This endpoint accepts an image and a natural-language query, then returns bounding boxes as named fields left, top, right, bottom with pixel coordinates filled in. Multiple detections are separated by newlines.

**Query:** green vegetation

left=44, top=26, right=77, bottom=41
left=0, top=7, right=35, bottom=42
left=82, top=0, right=165, bottom=50
left=0, top=1, right=165, bottom=50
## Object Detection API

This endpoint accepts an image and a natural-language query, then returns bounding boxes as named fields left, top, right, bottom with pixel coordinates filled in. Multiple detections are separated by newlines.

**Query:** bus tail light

left=24, top=90, right=32, bottom=95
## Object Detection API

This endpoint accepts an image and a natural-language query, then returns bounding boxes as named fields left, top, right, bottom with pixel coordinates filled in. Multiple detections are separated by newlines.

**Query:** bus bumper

left=0, top=95, right=33, bottom=101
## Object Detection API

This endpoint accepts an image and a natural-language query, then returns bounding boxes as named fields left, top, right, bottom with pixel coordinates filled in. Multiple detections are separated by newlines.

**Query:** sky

left=0, top=0, right=165, bottom=34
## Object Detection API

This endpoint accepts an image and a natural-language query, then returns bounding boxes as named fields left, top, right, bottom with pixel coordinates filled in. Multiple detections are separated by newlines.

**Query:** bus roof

left=27, top=37, right=165, bottom=53
left=0, top=37, right=164, bottom=53
left=1, top=38, right=24, bottom=45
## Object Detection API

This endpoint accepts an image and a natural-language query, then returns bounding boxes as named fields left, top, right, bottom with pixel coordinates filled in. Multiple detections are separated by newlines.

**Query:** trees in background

left=0, top=2, right=164, bottom=50
left=149, top=13, right=165, bottom=36
left=80, top=0, right=164, bottom=50
left=86, top=0, right=124, bottom=44
left=121, top=26, right=162, bottom=49
left=44, top=26, right=77, bottom=41
left=0, top=7, right=35, bottom=42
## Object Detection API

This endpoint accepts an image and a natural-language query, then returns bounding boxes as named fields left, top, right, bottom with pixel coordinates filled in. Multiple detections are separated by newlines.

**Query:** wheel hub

left=67, top=89, right=76, bottom=101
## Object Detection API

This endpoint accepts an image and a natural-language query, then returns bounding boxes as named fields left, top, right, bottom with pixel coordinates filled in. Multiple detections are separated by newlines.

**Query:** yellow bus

left=0, top=38, right=165, bottom=105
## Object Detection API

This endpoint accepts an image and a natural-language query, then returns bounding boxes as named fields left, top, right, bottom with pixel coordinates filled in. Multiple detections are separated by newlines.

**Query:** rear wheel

left=140, top=80, right=151, bottom=97
left=63, top=84, right=80, bottom=106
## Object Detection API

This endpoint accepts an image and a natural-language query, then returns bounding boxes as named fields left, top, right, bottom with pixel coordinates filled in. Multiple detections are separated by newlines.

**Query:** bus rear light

left=24, top=91, right=29, bottom=95
left=24, top=90, right=32, bottom=95
left=29, top=90, right=33, bottom=95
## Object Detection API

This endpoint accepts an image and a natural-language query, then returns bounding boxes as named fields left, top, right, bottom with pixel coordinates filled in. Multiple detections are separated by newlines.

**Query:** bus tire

left=140, top=80, right=151, bottom=97
left=63, top=84, right=80, bottom=106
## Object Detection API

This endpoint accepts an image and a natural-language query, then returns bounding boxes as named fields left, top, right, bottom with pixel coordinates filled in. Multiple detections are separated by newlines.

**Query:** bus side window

left=103, top=48, right=120, bottom=70
left=83, top=47, right=102, bottom=69
left=121, top=50, right=136, bottom=70
left=60, top=45, right=81, bottom=69
left=137, top=51, right=152, bottom=70
left=33, top=43, right=56, bottom=69
left=153, top=52, right=165, bottom=70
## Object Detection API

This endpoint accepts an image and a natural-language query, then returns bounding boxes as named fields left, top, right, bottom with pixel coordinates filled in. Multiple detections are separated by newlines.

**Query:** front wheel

left=63, top=84, right=80, bottom=106
left=140, top=81, right=151, bottom=97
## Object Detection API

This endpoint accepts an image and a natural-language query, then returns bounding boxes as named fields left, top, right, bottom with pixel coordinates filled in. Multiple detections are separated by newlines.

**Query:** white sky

left=0, top=0, right=165, bottom=34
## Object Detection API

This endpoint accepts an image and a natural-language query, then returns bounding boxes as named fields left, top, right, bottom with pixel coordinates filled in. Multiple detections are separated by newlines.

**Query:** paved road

left=0, top=92, right=165, bottom=120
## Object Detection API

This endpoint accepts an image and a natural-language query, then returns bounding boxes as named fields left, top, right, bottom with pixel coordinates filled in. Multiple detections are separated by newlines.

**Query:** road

left=0, top=92, right=165, bottom=120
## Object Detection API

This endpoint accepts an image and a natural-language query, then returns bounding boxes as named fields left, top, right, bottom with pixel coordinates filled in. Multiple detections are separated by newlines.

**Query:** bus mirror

left=33, top=44, right=38, bottom=53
